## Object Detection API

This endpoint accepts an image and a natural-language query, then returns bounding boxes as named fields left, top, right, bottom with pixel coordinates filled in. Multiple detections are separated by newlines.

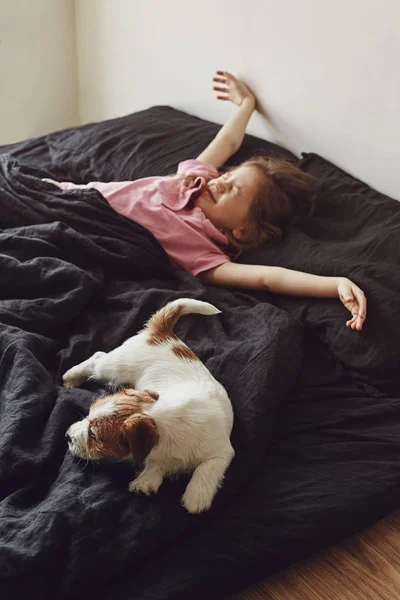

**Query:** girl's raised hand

left=338, top=278, right=367, bottom=331
left=212, top=71, right=255, bottom=107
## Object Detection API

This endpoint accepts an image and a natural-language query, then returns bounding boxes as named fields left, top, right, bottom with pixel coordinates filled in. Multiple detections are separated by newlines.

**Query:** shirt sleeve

left=176, top=159, right=219, bottom=181
left=167, top=241, right=230, bottom=277
left=189, top=253, right=231, bottom=277
left=59, top=181, right=121, bottom=195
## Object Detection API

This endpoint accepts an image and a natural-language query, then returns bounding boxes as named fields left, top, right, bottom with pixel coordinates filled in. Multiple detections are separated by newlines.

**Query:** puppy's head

left=66, top=388, right=159, bottom=464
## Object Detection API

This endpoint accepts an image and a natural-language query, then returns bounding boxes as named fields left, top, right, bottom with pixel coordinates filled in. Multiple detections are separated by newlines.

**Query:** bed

left=1, top=106, right=400, bottom=600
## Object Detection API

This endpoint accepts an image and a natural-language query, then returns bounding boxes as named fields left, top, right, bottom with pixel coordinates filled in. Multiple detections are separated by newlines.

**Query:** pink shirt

left=60, top=160, right=230, bottom=276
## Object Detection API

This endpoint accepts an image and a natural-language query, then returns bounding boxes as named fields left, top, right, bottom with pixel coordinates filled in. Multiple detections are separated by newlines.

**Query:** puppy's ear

left=122, top=414, right=158, bottom=465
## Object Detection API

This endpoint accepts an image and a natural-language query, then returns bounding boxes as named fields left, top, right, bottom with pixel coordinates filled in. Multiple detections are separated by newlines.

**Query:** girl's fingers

left=213, top=77, right=227, bottom=84
left=341, top=283, right=367, bottom=332
left=216, top=96, right=230, bottom=101
left=349, top=314, right=358, bottom=330
left=346, top=308, right=360, bottom=330
left=216, top=70, right=233, bottom=78
left=356, top=313, right=365, bottom=330
left=346, top=310, right=364, bottom=332
left=352, top=287, right=367, bottom=331
left=353, top=286, right=367, bottom=320
left=213, top=85, right=229, bottom=93
left=348, top=317, right=357, bottom=329
left=350, top=308, right=360, bottom=330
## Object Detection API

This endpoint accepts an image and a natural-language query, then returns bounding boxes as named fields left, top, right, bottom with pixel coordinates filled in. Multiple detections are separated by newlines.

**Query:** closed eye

left=89, top=425, right=96, bottom=440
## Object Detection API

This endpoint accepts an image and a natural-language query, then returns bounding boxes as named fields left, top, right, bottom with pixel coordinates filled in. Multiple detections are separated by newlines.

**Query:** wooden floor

left=231, top=509, right=400, bottom=600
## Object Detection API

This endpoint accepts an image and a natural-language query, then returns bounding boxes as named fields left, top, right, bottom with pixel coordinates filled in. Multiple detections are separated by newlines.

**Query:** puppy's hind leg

left=181, top=449, right=234, bottom=514
left=62, top=351, right=106, bottom=389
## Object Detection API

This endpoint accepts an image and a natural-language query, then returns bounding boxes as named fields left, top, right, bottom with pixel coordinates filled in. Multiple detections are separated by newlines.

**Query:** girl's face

left=196, top=165, right=264, bottom=236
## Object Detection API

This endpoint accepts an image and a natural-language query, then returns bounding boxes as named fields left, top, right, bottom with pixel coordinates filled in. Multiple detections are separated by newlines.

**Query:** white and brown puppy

left=63, top=299, right=234, bottom=514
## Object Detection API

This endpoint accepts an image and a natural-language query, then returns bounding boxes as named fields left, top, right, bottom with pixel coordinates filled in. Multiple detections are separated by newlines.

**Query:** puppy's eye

left=89, top=426, right=96, bottom=440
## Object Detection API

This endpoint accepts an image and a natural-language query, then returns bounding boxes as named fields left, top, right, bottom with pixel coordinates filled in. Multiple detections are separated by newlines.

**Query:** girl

left=44, top=71, right=366, bottom=331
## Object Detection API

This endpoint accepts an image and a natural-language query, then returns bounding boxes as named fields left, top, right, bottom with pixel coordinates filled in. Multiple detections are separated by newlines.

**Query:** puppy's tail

left=145, top=298, right=221, bottom=342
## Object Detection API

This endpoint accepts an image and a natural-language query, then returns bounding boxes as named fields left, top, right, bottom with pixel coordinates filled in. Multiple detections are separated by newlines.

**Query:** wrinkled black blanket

left=1, top=107, right=400, bottom=600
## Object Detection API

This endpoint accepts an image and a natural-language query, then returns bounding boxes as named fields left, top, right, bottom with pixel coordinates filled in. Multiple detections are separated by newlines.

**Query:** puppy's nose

left=65, top=432, right=72, bottom=443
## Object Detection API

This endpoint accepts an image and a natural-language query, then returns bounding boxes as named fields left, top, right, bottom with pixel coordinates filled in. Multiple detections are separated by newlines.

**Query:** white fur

left=63, top=298, right=234, bottom=514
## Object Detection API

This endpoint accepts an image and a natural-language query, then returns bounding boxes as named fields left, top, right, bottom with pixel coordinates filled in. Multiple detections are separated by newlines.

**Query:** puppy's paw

left=62, top=367, right=87, bottom=389
left=181, top=485, right=213, bottom=514
left=128, top=473, right=163, bottom=496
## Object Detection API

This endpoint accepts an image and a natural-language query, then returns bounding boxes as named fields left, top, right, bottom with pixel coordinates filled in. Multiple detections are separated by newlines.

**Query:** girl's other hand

left=338, top=278, right=367, bottom=331
left=212, top=71, right=255, bottom=107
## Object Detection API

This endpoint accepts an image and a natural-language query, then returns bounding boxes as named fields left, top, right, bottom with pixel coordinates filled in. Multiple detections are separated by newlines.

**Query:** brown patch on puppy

left=87, top=389, right=159, bottom=460
left=124, top=388, right=138, bottom=396
left=124, top=389, right=159, bottom=402
left=122, top=414, right=159, bottom=465
left=172, top=344, right=198, bottom=361
left=88, top=415, right=130, bottom=459
left=146, top=304, right=184, bottom=345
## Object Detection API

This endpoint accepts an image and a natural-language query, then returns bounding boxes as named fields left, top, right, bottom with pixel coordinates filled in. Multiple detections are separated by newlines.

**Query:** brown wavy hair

left=226, top=156, right=317, bottom=250
left=178, top=156, right=317, bottom=252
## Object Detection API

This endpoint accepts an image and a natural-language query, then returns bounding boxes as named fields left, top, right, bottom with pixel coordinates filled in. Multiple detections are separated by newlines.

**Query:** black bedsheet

left=1, top=107, right=400, bottom=600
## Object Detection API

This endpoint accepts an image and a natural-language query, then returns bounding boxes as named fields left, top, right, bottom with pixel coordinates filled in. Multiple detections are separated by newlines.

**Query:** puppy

left=63, top=298, right=234, bottom=514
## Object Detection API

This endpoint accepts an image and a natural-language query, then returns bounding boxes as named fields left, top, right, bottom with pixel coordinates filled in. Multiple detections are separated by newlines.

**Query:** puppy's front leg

left=181, top=451, right=234, bottom=514
left=129, top=461, right=165, bottom=496
left=63, top=351, right=106, bottom=388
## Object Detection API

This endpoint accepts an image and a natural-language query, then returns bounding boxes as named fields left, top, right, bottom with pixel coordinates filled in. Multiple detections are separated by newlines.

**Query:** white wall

left=75, top=0, right=400, bottom=201
left=0, top=0, right=79, bottom=144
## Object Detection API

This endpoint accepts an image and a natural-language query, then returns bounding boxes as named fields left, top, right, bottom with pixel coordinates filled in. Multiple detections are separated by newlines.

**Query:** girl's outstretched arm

left=199, top=262, right=367, bottom=331
left=197, top=71, right=256, bottom=170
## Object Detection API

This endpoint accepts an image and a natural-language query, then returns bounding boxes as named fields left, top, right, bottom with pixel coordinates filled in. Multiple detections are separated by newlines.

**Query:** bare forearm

left=215, top=96, right=256, bottom=152
left=265, top=266, right=341, bottom=297
left=202, top=263, right=341, bottom=298
left=201, top=262, right=366, bottom=330
left=197, top=72, right=256, bottom=169
left=262, top=266, right=366, bottom=330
